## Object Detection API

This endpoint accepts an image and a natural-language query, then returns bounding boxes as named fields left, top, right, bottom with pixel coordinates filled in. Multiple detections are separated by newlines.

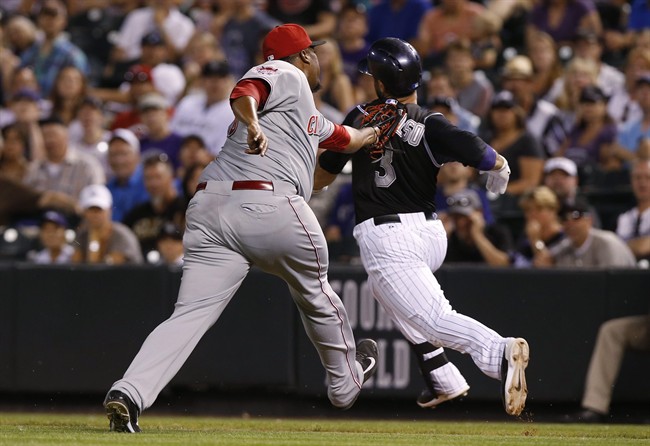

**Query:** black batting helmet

left=358, top=37, right=422, bottom=97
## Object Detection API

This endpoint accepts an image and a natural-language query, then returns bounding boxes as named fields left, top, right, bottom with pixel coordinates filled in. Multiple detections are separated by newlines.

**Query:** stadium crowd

left=0, top=0, right=649, bottom=270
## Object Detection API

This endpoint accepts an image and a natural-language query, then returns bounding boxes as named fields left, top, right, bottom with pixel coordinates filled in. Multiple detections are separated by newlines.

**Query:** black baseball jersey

left=319, top=100, right=495, bottom=224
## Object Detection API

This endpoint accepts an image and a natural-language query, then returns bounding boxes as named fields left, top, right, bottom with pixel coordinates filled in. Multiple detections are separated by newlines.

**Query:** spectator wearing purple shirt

left=366, top=0, right=430, bottom=44
left=137, top=92, right=182, bottom=169
left=526, top=0, right=602, bottom=48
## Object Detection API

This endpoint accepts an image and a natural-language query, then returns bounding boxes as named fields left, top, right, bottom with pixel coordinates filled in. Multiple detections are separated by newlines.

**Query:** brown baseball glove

left=360, top=99, right=407, bottom=161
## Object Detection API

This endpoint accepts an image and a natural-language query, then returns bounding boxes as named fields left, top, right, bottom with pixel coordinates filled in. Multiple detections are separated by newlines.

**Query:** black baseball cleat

left=561, top=409, right=607, bottom=423
left=104, top=390, right=141, bottom=433
left=501, top=338, right=529, bottom=416
left=356, top=338, right=379, bottom=384
left=416, top=384, right=470, bottom=409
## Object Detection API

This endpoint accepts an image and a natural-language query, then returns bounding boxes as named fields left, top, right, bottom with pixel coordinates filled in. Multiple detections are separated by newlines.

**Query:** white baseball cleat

left=416, top=384, right=470, bottom=409
left=501, top=337, right=529, bottom=416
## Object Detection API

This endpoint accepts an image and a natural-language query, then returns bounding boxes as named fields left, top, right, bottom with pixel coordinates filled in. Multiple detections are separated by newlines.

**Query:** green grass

left=1, top=413, right=649, bottom=446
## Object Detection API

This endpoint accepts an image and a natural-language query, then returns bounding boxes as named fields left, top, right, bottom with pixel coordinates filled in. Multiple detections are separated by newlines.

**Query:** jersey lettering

left=398, top=119, right=425, bottom=146
left=307, top=115, right=318, bottom=135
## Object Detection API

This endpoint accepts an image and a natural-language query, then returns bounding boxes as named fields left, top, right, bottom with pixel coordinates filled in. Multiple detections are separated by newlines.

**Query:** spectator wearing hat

left=171, top=60, right=235, bottom=156
left=19, top=0, right=89, bottom=97
left=443, top=189, right=514, bottom=266
left=72, top=183, right=143, bottom=264
left=108, top=64, right=158, bottom=136
left=112, top=0, right=195, bottom=63
left=617, top=75, right=650, bottom=158
left=27, top=210, right=74, bottom=264
left=513, top=185, right=565, bottom=268
left=122, top=153, right=186, bottom=258
left=139, top=31, right=186, bottom=105
left=616, top=159, right=650, bottom=263
left=571, top=29, right=625, bottom=99
left=500, top=55, right=568, bottom=157
left=551, top=196, right=636, bottom=267
left=557, top=84, right=626, bottom=187
left=138, top=92, right=182, bottom=168
left=155, top=222, right=184, bottom=267
left=481, top=90, right=546, bottom=198
left=106, top=128, right=149, bottom=223
left=24, top=117, right=104, bottom=202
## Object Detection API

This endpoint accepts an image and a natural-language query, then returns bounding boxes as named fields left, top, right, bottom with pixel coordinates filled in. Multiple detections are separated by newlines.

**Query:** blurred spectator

left=122, top=153, right=186, bottom=258
left=24, top=117, right=104, bottom=201
left=443, top=189, right=514, bottom=266
left=527, top=31, right=565, bottom=100
left=482, top=91, right=546, bottom=197
left=617, top=74, right=650, bottom=157
left=434, top=161, right=494, bottom=233
left=616, top=159, right=650, bottom=263
left=171, top=60, right=235, bottom=156
left=366, top=0, right=430, bottom=45
left=106, top=129, right=149, bottom=223
left=181, top=161, right=209, bottom=204
left=72, top=184, right=143, bottom=264
left=0, top=123, right=29, bottom=181
left=177, top=135, right=212, bottom=183
left=112, top=0, right=195, bottom=63
left=552, top=197, right=637, bottom=267
left=468, top=8, right=503, bottom=84
left=5, top=14, right=37, bottom=58
left=216, top=0, right=280, bottom=79
left=336, top=3, right=370, bottom=87
left=562, top=312, right=650, bottom=423
left=181, top=32, right=226, bottom=92
left=546, top=57, right=600, bottom=129
left=426, top=95, right=479, bottom=134
left=606, top=47, right=650, bottom=129
left=500, top=55, right=568, bottom=157
left=571, top=30, right=625, bottom=99
left=512, top=185, right=565, bottom=268
left=526, top=0, right=602, bottom=48
left=2, top=88, right=45, bottom=160
left=266, top=0, right=336, bottom=40
left=443, top=39, right=494, bottom=118
left=26, top=210, right=73, bottom=264
left=0, top=16, right=21, bottom=105
left=557, top=85, right=625, bottom=187
left=19, top=0, right=89, bottom=96
left=314, top=39, right=356, bottom=114
left=108, top=64, right=158, bottom=136
left=0, top=174, right=78, bottom=226
left=68, top=96, right=111, bottom=176
left=416, top=0, right=485, bottom=68
left=136, top=30, right=186, bottom=106
left=424, top=68, right=480, bottom=133
left=138, top=92, right=182, bottom=169
left=48, top=65, right=87, bottom=125
left=155, top=221, right=184, bottom=267
left=323, top=182, right=358, bottom=263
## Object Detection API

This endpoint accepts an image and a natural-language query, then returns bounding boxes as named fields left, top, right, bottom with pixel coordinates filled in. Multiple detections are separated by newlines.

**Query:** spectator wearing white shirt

left=112, top=0, right=195, bottom=63
left=170, top=60, right=235, bottom=156
left=27, top=210, right=74, bottom=264
left=616, top=159, right=650, bottom=263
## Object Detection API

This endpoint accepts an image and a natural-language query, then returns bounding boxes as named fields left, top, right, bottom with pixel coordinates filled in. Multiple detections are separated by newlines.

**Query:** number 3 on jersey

left=373, top=118, right=424, bottom=188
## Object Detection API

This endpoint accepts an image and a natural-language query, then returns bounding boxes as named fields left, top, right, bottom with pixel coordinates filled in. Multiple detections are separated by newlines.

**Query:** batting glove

left=483, top=157, right=510, bottom=195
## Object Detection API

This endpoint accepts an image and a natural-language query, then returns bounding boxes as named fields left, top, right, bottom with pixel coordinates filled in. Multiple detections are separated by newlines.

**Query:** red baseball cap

left=262, top=24, right=325, bottom=61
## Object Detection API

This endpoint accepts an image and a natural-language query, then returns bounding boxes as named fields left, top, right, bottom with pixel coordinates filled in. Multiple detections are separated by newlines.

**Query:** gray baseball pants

left=109, top=180, right=364, bottom=411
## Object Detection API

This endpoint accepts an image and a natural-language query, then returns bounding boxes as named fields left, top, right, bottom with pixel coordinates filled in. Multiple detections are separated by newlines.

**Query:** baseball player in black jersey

left=315, top=38, right=530, bottom=416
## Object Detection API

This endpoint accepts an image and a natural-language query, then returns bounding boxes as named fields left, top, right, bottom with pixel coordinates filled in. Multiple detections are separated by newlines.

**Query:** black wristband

left=319, top=150, right=350, bottom=174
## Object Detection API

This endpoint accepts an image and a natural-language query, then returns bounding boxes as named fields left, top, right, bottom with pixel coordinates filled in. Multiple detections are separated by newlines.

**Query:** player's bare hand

left=244, top=122, right=268, bottom=156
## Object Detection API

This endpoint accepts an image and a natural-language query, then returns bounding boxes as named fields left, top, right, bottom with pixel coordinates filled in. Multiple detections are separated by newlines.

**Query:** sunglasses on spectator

left=561, top=210, right=589, bottom=222
left=124, top=71, right=151, bottom=83
left=39, top=7, right=61, bottom=17
left=446, top=196, right=472, bottom=207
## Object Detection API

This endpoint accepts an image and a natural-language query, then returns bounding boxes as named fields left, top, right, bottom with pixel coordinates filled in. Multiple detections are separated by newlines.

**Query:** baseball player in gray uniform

left=103, top=24, right=382, bottom=433
left=315, top=38, right=530, bottom=417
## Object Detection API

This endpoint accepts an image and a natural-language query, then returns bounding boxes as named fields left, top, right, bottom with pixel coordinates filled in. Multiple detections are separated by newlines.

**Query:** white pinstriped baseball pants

left=353, top=212, right=507, bottom=381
